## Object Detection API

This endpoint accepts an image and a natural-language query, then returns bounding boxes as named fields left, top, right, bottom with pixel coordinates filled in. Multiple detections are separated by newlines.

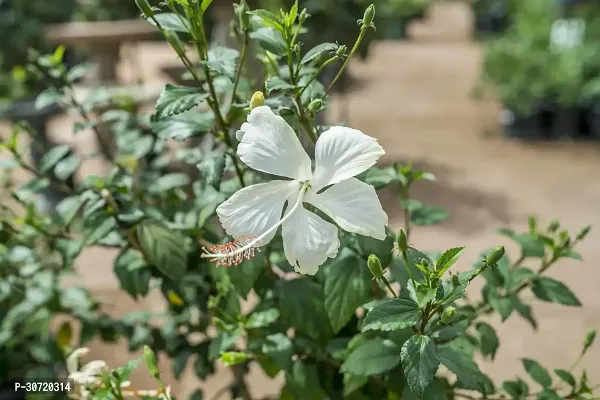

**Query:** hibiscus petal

left=281, top=205, right=339, bottom=275
left=217, top=180, right=300, bottom=245
left=66, top=348, right=90, bottom=374
left=237, top=106, right=312, bottom=181
left=311, top=126, right=385, bottom=191
left=306, top=178, right=388, bottom=240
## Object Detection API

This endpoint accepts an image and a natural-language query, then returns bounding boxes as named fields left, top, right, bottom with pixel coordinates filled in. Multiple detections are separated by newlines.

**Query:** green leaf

left=84, top=217, right=117, bottom=246
left=249, top=9, right=284, bottom=30
left=114, top=250, right=151, bottom=299
left=136, top=220, right=187, bottom=280
left=502, top=379, right=529, bottom=399
left=403, top=378, right=448, bottom=400
left=484, top=288, right=513, bottom=321
left=40, top=145, right=70, bottom=173
left=278, top=279, right=330, bottom=340
left=250, top=27, right=287, bottom=56
left=201, top=47, right=239, bottom=80
left=197, top=151, right=226, bottom=191
left=208, top=328, right=242, bottom=360
left=476, top=322, right=499, bottom=360
left=200, top=0, right=213, bottom=12
left=438, top=346, right=485, bottom=391
left=358, top=232, right=395, bottom=267
left=228, top=256, right=264, bottom=299
left=265, top=76, right=296, bottom=94
left=531, top=277, right=581, bottom=307
left=343, top=373, right=368, bottom=396
left=522, top=358, right=552, bottom=388
left=497, top=229, right=545, bottom=258
left=301, top=43, right=339, bottom=64
left=536, top=390, right=562, bottom=400
left=435, top=247, right=466, bottom=276
left=55, top=154, right=80, bottom=180
left=262, top=333, right=293, bottom=372
left=512, top=296, right=537, bottom=329
left=341, top=339, right=402, bottom=376
left=364, top=167, right=397, bottom=189
left=147, top=13, right=191, bottom=32
left=35, top=88, right=61, bottom=110
left=362, top=298, right=421, bottom=332
left=324, top=249, right=372, bottom=333
left=401, top=335, right=440, bottom=399
left=155, top=84, right=209, bottom=120
left=284, top=361, right=327, bottom=400
left=554, top=369, right=575, bottom=387
left=410, top=205, right=449, bottom=226
left=148, top=173, right=190, bottom=193
left=152, top=109, right=214, bottom=141
left=246, top=308, right=280, bottom=329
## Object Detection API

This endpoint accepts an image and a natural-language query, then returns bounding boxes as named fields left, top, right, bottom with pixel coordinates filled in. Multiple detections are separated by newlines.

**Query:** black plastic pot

left=500, top=108, right=547, bottom=140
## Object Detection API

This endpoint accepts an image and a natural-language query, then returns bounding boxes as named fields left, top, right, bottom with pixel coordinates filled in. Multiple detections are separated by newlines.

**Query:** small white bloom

left=203, top=106, right=388, bottom=275
left=67, top=347, right=108, bottom=398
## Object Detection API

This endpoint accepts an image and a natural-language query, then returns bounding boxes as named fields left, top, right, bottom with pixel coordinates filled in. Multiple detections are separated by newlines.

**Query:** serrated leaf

left=148, top=173, right=191, bottom=193
left=152, top=109, right=214, bottom=141
left=278, top=279, right=330, bottom=340
left=522, top=358, right=552, bottom=388
left=401, top=335, right=440, bottom=399
left=531, top=277, right=581, bottom=307
left=40, top=145, right=70, bottom=173
left=403, top=378, right=447, bottom=400
left=84, top=217, right=117, bottom=246
left=147, top=13, right=191, bottom=32
left=362, top=298, right=421, bottom=332
left=341, top=339, right=401, bottom=376
left=249, top=9, right=284, bottom=30
left=197, top=152, right=226, bottom=191
left=554, top=369, right=575, bottom=387
left=438, top=346, right=485, bottom=391
left=262, top=333, right=293, bottom=372
left=301, top=43, right=339, bottom=64
left=502, top=379, right=529, bottom=399
left=35, top=88, right=61, bottom=111
left=228, top=255, right=264, bottom=299
left=201, top=47, right=239, bottom=80
left=476, top=322, right=499, bottom=360
left=246, top=308, right=280, bottom=329
left=250, top=27, right=287, bottom=56
left=55, top=154, right=80, bottom=180
left=436, top=247, right=466, bottom=276
left=265, top=76, right=296, bottom=94
left=136, top=220, right=187, bottom=280
left=155, top=84, right=209, bottom=119
left=364, top=167, right=397, bottom=189
left=324, top=249, right=372, bottom=333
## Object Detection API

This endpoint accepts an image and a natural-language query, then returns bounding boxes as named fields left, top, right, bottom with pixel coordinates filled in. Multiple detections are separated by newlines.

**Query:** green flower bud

left=165, top=31, right=186, bottom=56
left=451, top=274, right=460, bottom=288
left=299, top=9, right=308, bottom=23
left=441, top=306, right=457, bottom=324
left=367, top=254, right=384, bottom=279
left=583, top=328, right=596, bottom=354
left=485, top=246, right=505, bottom=266
left=135, top=0, right=154, bottom=17
left=396, top=229, right=408, bottom=254
left=336, top=45, right=347, bottom=59
left=143, top=345, right=160, bottom=379
left=249, top=91, right=265, bottom=110
left=234, top=1, right=251, bottom=31
left=547, top=219, right=560, bottom=233
left=362, top=5, right=375, bottom=28
left=577, top=224, right=591, bottom=240
left=307, top=99, right=322, bottom=113
left=220, top=351, right=248, bottom=366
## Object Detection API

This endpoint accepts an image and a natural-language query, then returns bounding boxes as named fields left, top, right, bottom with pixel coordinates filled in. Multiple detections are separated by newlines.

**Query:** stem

left=226, top=151, right=246, bottom=187
left=298, top=57, right=338, bottom=97
left=381, top=276, right=398, bottom=298
left=202, top=182, right=309, bottom=259
left=401, top=248, right=416, bottom=290
left=401, top=185, right=411, bottom=241
left=325, top=27, right=367, bottom=95
left=227, top=32, right=249, bottom=121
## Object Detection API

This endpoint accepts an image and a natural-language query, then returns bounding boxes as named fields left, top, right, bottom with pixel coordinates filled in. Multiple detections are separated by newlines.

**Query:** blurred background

left=1, top=0, right=600, bottom=398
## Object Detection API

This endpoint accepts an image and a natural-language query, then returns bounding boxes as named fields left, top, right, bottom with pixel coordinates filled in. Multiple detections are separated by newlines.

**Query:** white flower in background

left=202, top=105, right=388, bottom=275
left=67, top=347, right=108, bottom=399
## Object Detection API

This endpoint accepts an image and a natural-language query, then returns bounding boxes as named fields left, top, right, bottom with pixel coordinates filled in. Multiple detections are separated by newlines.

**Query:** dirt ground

left=2, top=1, right=600, bottom=398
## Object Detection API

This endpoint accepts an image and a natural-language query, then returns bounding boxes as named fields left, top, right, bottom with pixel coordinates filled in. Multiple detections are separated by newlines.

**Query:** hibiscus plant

left=0, top=1, right=598, bottom=400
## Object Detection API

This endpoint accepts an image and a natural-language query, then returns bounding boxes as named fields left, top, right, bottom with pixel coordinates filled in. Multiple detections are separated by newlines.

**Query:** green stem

left=325, top=27, right=367, bottom=95
left=401, top=185, right=411, bottom=241
left=381, top=276, right=398, bottom=298
left=298, top=56, right=338, bottom=97
left=227, top=32, right=249, bottom=121
left=401, top=248, right=416, bottom=291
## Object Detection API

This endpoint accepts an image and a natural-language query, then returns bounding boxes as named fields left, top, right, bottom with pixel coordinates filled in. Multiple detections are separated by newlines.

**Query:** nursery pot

left=500, top=108, right=545, bottom=139
left=550, top=107, right=580, bottom=139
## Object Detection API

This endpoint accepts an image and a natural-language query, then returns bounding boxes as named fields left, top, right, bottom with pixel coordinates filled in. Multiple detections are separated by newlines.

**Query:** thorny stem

left=201, top=182, right=309, bottom=260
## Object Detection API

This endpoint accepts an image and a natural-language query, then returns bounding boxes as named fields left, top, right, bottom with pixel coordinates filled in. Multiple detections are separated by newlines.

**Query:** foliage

left=0, top=1, right=598, bottom=400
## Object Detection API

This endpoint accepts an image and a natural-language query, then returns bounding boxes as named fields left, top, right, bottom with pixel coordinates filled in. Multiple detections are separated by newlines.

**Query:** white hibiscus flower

left=202, top=105, right=388, bottom=275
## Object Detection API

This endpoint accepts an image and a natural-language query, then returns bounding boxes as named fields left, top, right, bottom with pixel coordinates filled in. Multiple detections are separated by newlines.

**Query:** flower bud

left=336, top=45, right=347, bottom=59
left=165, top=31, right=186, bottom=56
left=234, top=1, right=251, bottom=31
left=167, top=290, right=184, bottom=307
left=299, top=9, right=308, bottom=23
left=583, top=328, right=596, bottom=354
left=547, top=219, right=560, bottom=233
left=367, top=254, right=384, bottom=279
left=577, top=224, right=591, bottom=240
left=143, top=346, right=161, bottom=379
left=220, top=351, right=248, bottom=366
left=451, top=274, right=460, bottom=288
left=135, top=0, right=154, bottom=17
left=441, top=306, right=457, bottom=324
left=485, top=246, right=505, bottom=266
left=362, top=5, right=375, bottom=28
left=307, top=99, right=322, bottom=113
left=396, top=229, right=408, bottom=254
left=249, top=91, right=265, bottom=110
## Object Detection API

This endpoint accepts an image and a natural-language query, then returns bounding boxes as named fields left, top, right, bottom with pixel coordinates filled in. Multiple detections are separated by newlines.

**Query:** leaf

left=262, top=333, right=293, bottom=372
left=301, top=43, right=339, bottom=64
left=484, top=288, right=513, bottom=321
left=364, top=167, right=397, bottom=189
left=403, top=378, right=448, bottom=400
left=401, top=335, right=440, bottom=399
left=362, top=298, right=421, bottom=332
left=35, top=88, right=61, bottom=110
left=84, top=217, right=117, bottom=246
left=410, top=205, right=449, bottom=226
left=265, top=76, right=296, bottom=94
left=155, top=84, right=209, bottom=120
left=278, top=279, right=330, bottom=340
left=147, top=13, right=191, bottom=32
left=285, top=361, right=328, bottom=400
left=435, top=247, right=466, bottom=276
left=249, top=9, right=284, bottom=31
left=152, top=109, right=214, bottom=141
left=40, top=145, right=70, bottom=173
left=324, top=249, right=372, bottom=333
left=197, top=151, right=226, bottom=191
left=136, top=220, right=187, bottom=280
left=250, top=27, right=287, bottom=56
left=522, top=358, right=552, bottom=388
left=554, top=369, right=575, bottom=387
left=531, top=277, right=581, bottom=307
left=502, top=379, right=529, bottom=399
left=497, top=229, right=545, bottom=258
left=246, top=308, right=280, bottom=329
left=201, top=47, right=239, bottom=80
left=228, top=256, right=264, bottom=299
left=358, top=231, right=395, bottom=267
left=343, top=373, right=368, bottom=396
left=438, top=346, right=485, bottom=391
left=114, top=250, right=151, bottom=300
left=148, top=173, right=191, bottom=193
left=341, top=339, right=402, bottom=376
left=55, top=154, right=80, bottom=180
left=67, top=63, right=94, bottom=82
left=476, top=322, right=499, bottom=360
left=208, top=328, right=242, bottom=360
